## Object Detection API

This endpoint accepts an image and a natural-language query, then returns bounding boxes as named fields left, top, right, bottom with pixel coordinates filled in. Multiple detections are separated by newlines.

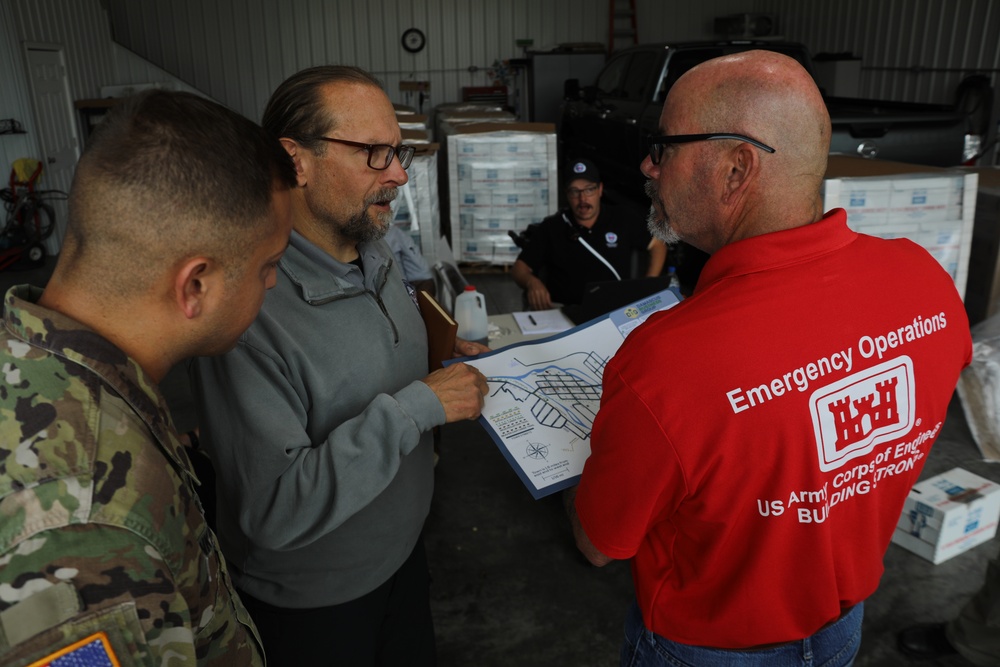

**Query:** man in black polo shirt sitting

left=511, top=159, right=666, bottom=310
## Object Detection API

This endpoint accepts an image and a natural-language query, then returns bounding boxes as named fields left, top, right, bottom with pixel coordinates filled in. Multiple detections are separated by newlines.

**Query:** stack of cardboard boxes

left=391, top=107, right=442, bottom=265
left=445, top=123, right=558, bottom=265
left=821, top=158, right=1000, bottom=567
left=822, top=155, right=978, bottom=298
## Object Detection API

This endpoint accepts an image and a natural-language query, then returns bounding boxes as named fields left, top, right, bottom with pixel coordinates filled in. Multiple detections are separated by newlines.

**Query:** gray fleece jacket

left=193, top=235, right=445, bottom=607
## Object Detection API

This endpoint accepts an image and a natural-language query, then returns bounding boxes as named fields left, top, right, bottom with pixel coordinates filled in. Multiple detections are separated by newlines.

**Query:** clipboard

left=417, top=290, right=457, bottom=371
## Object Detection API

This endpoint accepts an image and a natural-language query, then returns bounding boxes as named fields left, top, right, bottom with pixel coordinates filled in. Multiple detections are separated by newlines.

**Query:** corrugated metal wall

left=0, top=1, right=40, bottom=178
left=639, top=0, right=757, bottom=43
left=107, top=0, right=599, bottom=120
left=104, top=0, right=751, bottom=121
left=7, top=0, right=200, bottom=100
left=2, top=0, right=200, bottom=253
left=754, top=0, right=1000, bottom=106
left=9, top=0, right=117, bottom=101
left=2, top=0, right=115, bottom=253
left=5, top=1, right=999, bottom=151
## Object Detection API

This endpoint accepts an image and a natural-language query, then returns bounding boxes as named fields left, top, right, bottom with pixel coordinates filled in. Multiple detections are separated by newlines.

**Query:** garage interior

left=2, top=2, right=999, bottom=666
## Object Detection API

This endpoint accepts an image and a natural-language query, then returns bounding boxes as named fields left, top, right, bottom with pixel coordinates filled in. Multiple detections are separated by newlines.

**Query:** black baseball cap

left=566, top=158, right=601, bottom=184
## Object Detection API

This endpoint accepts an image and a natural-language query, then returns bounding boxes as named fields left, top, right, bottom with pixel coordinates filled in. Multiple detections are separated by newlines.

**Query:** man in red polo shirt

left=569, top=50, right=972, bottom=666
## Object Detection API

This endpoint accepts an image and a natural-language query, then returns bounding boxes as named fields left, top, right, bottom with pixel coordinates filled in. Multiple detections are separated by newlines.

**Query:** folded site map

left=450, top=288, right=682, bottom=498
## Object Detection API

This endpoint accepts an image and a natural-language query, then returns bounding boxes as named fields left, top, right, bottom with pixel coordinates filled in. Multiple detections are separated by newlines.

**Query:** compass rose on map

left=525, top=441, right=549, bottom=460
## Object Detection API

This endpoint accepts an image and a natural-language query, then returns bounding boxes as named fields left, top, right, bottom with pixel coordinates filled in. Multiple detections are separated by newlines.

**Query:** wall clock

left=402, top=28, right=426, bottom=53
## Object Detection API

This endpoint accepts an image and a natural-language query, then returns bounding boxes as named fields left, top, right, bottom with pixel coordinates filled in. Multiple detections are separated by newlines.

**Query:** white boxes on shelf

left=891, top=467, right=1000, bottom=564
left=447, top=124, right=558, bottom=265
left=822, top=156, right=978, bottom=298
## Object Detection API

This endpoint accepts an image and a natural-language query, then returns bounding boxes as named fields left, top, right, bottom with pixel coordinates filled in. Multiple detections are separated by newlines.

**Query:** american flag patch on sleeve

left=27, top=631, right=120, bottom=667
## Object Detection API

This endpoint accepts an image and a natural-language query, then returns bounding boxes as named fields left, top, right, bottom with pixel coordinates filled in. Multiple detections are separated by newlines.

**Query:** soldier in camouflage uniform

left=0, top=90, right=295, bottom=666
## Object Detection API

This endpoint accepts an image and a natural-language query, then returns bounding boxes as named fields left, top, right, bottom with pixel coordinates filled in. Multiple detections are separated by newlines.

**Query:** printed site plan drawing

left=456, top=289, right=681, bottom=498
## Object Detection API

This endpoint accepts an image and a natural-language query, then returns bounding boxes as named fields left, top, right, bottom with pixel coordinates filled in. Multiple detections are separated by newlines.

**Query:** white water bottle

left=454, top=285, right=489, bottom=345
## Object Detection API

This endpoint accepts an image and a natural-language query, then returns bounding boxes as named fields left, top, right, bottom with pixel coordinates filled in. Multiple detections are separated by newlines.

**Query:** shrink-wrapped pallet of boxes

left=397, top=110, right=431, bottom=144
left=433, top=104, right=518, bottom=257
left=389, top=108, right=443, bottom=264
left=390, top=144, right=442, bottom=266
left=446, top=123, right=558, bottom=265
left=433, top=102, right=512, bottom=145
left=822, top=156, right=978, bottom=298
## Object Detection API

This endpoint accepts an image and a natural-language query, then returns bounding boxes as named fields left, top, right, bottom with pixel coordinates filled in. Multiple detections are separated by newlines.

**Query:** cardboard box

left=886, top=175, right=964, bottom=224
left=491, top=191, right=539, bottom=209
left=396, top=113, right=428, bottom=130
left=401, top=128, right=431, bottom=143
left=447, top=127, right=558, bottom=263
left=841, top=180, right=890, bottom=224
left=458, top=190, right=492, bottom=209
left=471, top=214, right=517, bottom=233
left=460, top=237, right=492, bottom=262
left=455, top=140, right=495, bottom=158
left=822, top=156, right=978, bottom=298
left=459, top=235, right=522, bottom=266
left=515, top=163, right=548, bottom=182
left=469, top=164, right=517, bottom=190
left=891, top=467, right=1000, bottom=564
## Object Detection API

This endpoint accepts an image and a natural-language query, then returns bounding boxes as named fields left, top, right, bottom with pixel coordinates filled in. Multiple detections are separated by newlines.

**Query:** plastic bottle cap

left=464, top=285, right=476, bottom=291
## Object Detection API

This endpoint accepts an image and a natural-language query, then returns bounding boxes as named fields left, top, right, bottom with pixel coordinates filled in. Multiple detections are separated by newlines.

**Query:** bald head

left=678, top=50, right=830, bottom=186
left=643, top=50, right=833, bottom=253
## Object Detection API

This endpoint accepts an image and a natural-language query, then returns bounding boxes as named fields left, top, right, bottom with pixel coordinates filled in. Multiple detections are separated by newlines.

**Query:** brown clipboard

left=417, top=290, right=457, bottom=371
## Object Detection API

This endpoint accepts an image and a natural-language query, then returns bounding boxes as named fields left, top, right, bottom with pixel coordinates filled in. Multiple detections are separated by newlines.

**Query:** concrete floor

left=3, top=256, right=996, bottom=667
left=434, top=272, right=997, bottom=667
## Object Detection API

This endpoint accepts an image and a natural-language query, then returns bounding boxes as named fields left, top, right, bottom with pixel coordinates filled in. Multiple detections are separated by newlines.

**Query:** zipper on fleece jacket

left=303, top=259, right=399, bottom=344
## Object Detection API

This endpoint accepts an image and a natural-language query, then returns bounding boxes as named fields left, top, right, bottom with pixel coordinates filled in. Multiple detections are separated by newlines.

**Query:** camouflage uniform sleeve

left=0, top=522, right=258, bottom=667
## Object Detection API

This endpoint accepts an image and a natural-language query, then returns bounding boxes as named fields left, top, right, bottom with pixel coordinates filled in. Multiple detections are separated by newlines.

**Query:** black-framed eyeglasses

left=315, top=137, right=416, bottom=170
left=566, top=184, right=600, bottom=198
left=647, top=133, right=776, bottom=165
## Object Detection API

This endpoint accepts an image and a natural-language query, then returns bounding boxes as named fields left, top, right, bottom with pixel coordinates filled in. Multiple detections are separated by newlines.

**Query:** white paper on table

left=512, top=309, right=574, bottom=335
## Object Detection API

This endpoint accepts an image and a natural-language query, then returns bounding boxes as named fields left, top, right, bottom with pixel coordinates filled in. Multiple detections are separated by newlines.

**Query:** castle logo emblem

left=809, top=356, right=914, bottom=472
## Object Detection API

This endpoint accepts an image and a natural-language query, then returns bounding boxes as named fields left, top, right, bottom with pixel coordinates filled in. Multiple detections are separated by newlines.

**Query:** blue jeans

left=621, top=600, right=863, bottom=667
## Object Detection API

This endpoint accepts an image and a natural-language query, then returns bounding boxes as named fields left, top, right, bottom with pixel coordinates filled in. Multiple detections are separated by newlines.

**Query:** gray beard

left=337, top=187, right=396, bottom=245
left=644, top=180, right=680, bottom=245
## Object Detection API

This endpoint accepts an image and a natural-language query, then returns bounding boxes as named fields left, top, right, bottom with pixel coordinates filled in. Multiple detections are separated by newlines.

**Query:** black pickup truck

left=560, top=41, right=977, bottom=201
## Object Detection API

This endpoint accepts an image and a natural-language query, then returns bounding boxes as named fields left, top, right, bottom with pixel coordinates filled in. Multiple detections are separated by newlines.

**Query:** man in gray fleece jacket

left=192, top=65, right=489, bottom=667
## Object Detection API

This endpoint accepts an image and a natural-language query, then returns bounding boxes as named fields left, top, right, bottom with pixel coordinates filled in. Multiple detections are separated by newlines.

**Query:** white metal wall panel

left=111, top=45, right=202, bottom=96
left=9, top=0, right=116, bottom=100
left=0, top=1, right=41, bottom=180
left=754, top=0, right=1000, bottom=107
left=102, top=0, right=745, bottom=121
left=639, top=0, right=755, bottom=43
left=105, top=0, right=620, bottom=118
left=9, top=0, right=198, bottom=100
left=37, top=0, right=990, bottom=134
left=3, top=0, right=220, bottom=255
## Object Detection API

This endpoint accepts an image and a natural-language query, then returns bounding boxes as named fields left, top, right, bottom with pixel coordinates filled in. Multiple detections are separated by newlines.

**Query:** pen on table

left=528, top=315, right=537, bottom=325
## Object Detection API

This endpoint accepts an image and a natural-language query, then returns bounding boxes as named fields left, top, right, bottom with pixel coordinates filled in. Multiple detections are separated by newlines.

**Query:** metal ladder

left=608, top=0, right=638, bottom=54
